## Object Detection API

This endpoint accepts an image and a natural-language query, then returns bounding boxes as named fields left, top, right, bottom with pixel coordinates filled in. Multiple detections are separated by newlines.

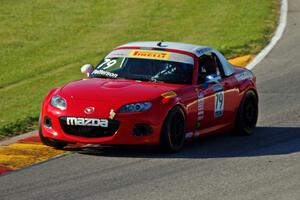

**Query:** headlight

left=119, top=102, right=152, bottom=113
left=51, top=95, right=67, bottom=110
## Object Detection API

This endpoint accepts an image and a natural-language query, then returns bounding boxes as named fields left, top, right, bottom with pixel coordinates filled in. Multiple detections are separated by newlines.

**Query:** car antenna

left=157, top=40, right=164, bottom=47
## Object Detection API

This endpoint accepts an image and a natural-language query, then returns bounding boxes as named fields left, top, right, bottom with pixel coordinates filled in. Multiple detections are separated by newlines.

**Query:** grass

left=0, top=0, right=279, bottom=139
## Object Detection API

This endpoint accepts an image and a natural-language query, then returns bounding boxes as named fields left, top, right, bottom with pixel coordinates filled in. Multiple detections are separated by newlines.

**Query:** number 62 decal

left=214, top=91, right=224, bottom=117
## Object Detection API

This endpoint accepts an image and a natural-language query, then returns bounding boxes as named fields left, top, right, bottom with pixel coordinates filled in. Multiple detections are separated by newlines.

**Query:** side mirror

left=81, top=64, right=94, bottom=77
left=205, top=74, right=221, bottom=84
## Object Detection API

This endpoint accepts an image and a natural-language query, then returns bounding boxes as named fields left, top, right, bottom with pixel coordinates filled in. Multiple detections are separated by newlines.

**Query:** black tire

left=160, top=107, right=185, bottom=153
left=234, top=90, right=258, bottom=135
left=39, top=114, right=67, bottom=149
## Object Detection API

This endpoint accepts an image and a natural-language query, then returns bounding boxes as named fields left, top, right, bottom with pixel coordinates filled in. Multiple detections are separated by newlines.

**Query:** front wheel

left=160, top=107, right=185, bottom=153
left=234, top=90, right=258, bottom=135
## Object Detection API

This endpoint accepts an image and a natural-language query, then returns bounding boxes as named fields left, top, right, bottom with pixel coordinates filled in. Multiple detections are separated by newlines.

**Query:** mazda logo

left=84, top=107, right=95, bottom=114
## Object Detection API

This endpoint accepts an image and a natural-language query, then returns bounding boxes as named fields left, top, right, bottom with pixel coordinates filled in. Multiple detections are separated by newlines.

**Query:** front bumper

left=40, top=104, right=165, bottom=145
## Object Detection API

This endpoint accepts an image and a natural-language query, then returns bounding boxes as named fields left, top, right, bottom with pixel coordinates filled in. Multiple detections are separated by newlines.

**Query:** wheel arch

left=159, top=104, right=186, bottom=152
left=233, top=88, right=258, bottom=126
left=233, top=87, right=259, bottom=135
left=161, top=104, right=187, bottom=134
left=242, top=88, right=258, bottom=103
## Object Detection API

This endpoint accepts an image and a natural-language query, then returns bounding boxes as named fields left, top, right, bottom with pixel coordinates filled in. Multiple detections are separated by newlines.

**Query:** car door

left=196, top=52, right=238, bottom=134
left=214, top=74, right=239, bottom=129
left=212, top=53, right=239, bottom=129
left=195, top=53, right=221, bottom=134
left=194, top=82, right=219, bottom=133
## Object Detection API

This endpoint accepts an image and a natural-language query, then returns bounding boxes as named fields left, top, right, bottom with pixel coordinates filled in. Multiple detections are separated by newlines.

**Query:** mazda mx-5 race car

left=39, top=41, right=258, bottom=152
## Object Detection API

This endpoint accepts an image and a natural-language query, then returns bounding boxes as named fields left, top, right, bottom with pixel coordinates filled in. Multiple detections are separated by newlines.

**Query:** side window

left=197, top=53, right=225, bottom=84
left=212, top=53, right=225, bottom=77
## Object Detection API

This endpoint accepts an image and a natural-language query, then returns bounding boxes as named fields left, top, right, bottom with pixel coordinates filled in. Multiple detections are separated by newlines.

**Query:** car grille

left=59, top=117, right=120, bottom=138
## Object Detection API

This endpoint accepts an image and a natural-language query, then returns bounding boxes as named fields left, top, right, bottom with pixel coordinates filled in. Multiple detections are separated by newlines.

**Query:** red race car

left=39, top=41, right=258, bottom=152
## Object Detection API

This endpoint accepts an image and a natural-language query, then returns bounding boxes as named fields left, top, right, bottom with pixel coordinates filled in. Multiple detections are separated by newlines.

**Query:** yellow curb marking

left=0, top=143, right=64, bottom=170
left=229, top=55, right=253, bottom=67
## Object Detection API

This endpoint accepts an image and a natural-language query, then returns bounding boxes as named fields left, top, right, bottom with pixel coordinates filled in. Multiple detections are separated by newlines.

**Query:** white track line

left=246, top=0, right=288, bottom=70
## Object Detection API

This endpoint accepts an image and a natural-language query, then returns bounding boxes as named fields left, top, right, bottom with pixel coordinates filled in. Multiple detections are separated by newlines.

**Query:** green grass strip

left=0, top=0, right=279, bottom=138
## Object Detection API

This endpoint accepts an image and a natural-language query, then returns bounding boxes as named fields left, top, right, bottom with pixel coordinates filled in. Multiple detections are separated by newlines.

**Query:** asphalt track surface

left=1, top=1, right=300, bottom=199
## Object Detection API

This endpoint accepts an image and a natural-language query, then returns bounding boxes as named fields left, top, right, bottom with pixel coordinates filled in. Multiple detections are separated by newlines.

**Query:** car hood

left=60, top=78, right=184, bottom=102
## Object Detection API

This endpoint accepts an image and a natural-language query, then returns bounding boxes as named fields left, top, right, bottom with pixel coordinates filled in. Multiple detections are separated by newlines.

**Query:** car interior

left=197, top=53, right=224, bottom=84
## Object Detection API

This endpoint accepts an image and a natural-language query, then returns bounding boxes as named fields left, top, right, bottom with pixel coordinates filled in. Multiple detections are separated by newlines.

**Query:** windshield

left=90, top=57, right=194, bottom=84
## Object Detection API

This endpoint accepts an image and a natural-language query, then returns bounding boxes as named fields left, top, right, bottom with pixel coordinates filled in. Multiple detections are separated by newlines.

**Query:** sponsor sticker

left=197, top=93, right=204, bottom=121
left=161, top=91, right=177, bottom=98
left=66, top=117, right=109, bottom=128
left=235, top=71, right=253, bottom=82
left=185, top=132, right=193, bottom=139
left=129, top=50, right=171, bottom=60
left=194, top=130, right=200, bottom=137
left=213, top=84, right=223, bottom=92
left=109, top=109, right=116, bottom=119
left=195, top=47, right=212, bottom=56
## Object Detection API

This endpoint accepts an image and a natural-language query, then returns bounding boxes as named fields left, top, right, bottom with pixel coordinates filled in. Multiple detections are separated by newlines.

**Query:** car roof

left=117, top=41, right=211, bottom=55
left=116, top=41, right=235, bottom=76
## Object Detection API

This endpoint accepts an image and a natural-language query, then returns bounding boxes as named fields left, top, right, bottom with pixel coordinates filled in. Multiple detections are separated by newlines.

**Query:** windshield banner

left=129, top=50, right=171, bottom=60
left=106, top=49, right=194, bottom=65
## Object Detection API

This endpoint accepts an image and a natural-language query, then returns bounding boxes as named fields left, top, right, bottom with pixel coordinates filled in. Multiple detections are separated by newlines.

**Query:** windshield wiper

left=151, top=77, right=165, bottom=83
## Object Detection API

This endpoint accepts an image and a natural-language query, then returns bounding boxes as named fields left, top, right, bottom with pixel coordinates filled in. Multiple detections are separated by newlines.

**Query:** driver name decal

left=129, top=50, right=171, bottom=60
left=92, top=69, right=118, bottom=78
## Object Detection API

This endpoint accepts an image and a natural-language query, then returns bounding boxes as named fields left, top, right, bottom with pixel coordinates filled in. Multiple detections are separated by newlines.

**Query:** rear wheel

left=160, top=107, right=185, bottom=153
left=234, top=90, right=258, bottom=135
left=39, top=114, right=67, bottom=149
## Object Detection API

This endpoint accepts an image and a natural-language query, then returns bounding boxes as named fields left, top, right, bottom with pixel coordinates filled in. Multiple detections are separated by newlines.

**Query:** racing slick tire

left=234, top=90, right=258, bottom=135
left=38, top=114, right=67, bottom=149
left=160, top=107, right=185, bottom=153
